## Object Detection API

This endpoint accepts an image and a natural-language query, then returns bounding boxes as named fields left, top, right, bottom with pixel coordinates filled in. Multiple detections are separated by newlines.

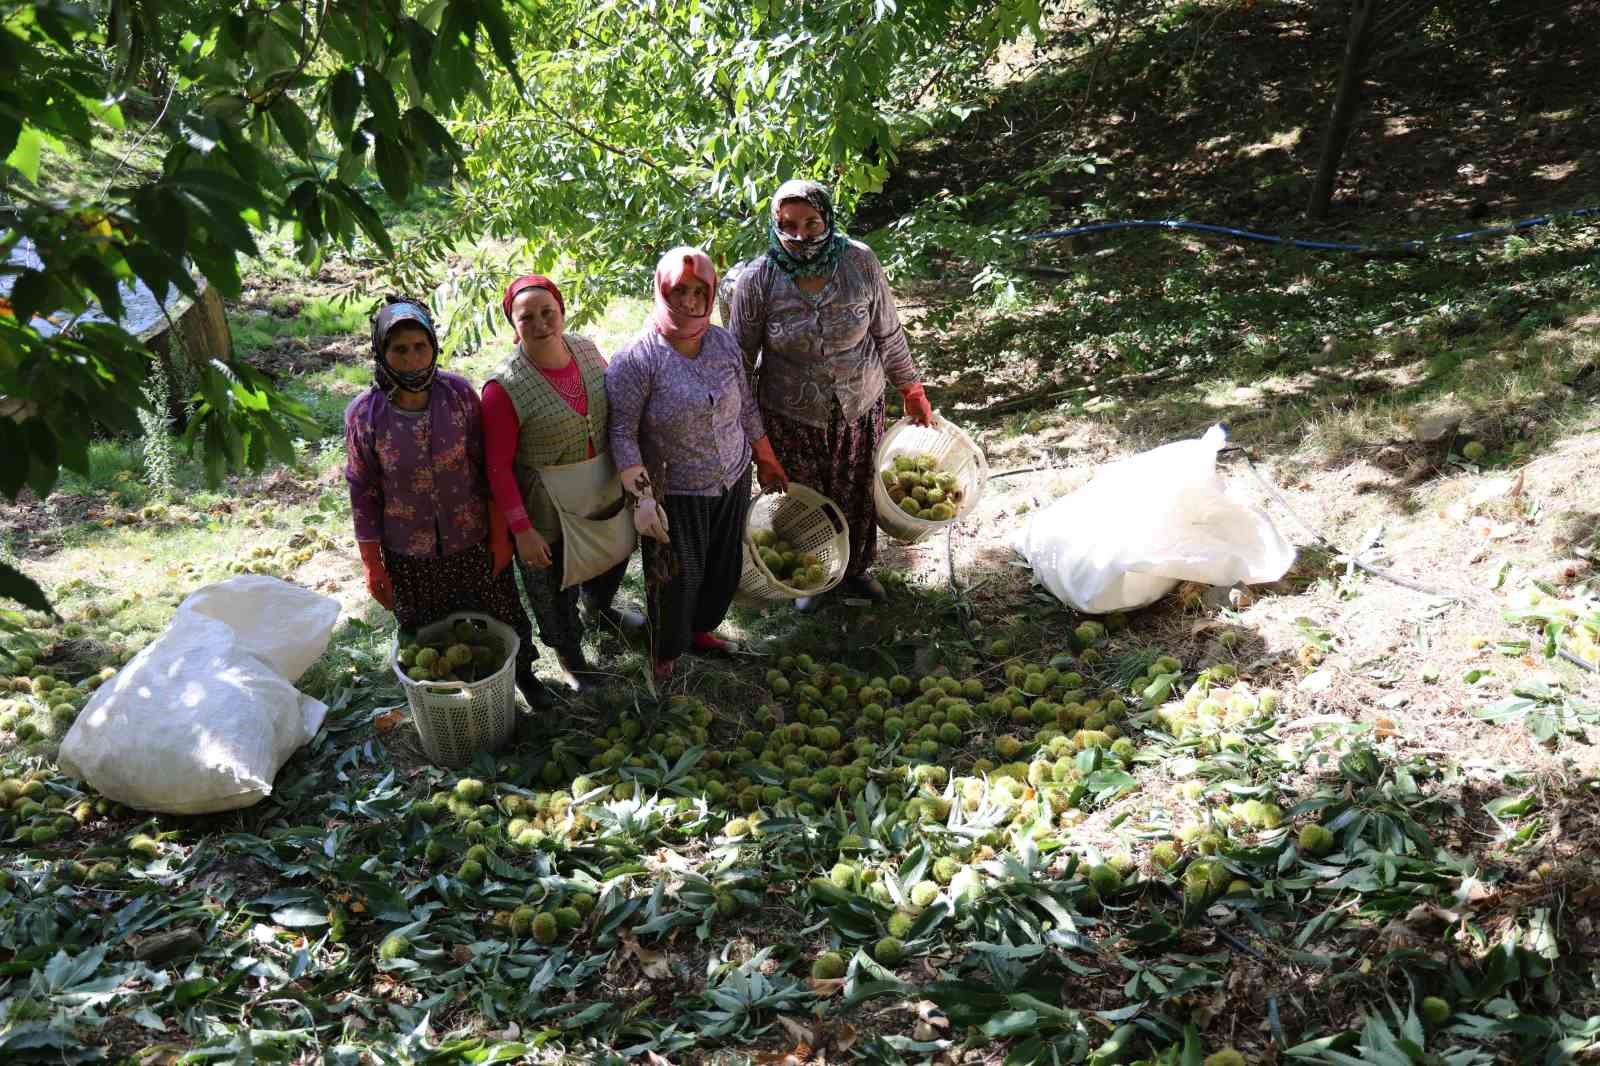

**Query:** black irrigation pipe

left=1016, top=205, right=1600, bottom=257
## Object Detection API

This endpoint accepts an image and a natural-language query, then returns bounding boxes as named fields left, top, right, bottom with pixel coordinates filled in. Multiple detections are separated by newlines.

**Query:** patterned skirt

left=762, top=396, right=885, bottom=579
left=383, top=540, right=537, bottom=679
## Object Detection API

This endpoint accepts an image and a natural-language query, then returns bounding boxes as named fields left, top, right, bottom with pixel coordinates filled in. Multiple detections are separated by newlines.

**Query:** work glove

left=751, top=436, right=789, bottom=494
left=634, top=497, right=671, bottom=544
left=357, top=541, right=395, bottom=609
left=487, top=495, right=512, bottom=576
left=900, top=383, right=934, bottom=426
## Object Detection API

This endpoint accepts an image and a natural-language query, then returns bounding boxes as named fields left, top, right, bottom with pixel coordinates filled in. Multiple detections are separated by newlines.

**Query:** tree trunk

left=1307, top=0, right=1380, bottom=221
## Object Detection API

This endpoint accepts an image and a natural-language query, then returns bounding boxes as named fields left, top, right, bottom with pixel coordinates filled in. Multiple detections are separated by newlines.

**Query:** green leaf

left=270, top=906, right=331, bottom=927
left=8, top=269, right=57, bottom=325
left=982, top=1009, right=1039, bottom=1037
left=477, top=2, right=523, bottom=93
left=404, top=19, right=435, bottom=92
left=73, top=254, right=124, bottom=323
left=7, top=126, right=45, bottom=183
left=0, top=113, right=21, bottom=162
left=328, top=69, right=361, bottom=142
left=1485, top=792, right=1536, bottom=818
left=269, top=95, right=314, bottom=159
left=362, top=64, right=402, bottom=135
left=0, top=562, right=53, bottom=613
left=372, top=133, right=413, bottom=201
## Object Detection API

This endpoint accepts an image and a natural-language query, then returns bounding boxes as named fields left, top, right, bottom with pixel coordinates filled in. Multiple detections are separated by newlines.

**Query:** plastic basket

left=872, top=413, right=990, bottom=544
left=390, top=611, right=520, bottom=768
left=737, top=483, right=852, bottom=603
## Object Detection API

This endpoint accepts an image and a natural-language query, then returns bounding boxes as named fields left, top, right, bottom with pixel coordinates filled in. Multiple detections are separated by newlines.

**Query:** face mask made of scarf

left=773, top=223, right=833, bottom=261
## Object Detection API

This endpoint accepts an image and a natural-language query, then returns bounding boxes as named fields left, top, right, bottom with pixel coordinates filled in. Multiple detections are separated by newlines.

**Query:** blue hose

left=1017, top=206, right=1600, bottom=255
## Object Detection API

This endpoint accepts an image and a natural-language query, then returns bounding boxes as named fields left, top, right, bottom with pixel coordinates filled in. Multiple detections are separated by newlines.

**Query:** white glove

left=634, top=496, right=670, bottom=544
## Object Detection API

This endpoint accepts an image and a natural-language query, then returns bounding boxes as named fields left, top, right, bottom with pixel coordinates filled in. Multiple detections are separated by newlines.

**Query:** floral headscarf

left=765, top=179, right=848, bottom=280
left=370, top=296, right=439, bottom=394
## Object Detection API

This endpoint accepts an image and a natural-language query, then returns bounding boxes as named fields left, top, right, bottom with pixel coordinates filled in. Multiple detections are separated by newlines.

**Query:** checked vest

left=487, top=334, right=610, bottom=542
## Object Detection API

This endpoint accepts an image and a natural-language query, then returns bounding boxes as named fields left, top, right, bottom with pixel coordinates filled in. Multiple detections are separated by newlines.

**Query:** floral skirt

left=762, top=396, right=885, bottom=579
left=383, top=540, right=536, bottom=680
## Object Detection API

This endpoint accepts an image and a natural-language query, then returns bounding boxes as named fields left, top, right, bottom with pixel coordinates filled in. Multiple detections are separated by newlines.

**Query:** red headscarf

left=502, top=275, right=565, bottom=321
left=651, top=247, right=716, bottom=343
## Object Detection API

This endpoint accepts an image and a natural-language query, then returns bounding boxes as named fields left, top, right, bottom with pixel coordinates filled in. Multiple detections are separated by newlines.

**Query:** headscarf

left=652, top=246, right=716, bottom=343
left=502, top=274, right=565, bottom=321
left=370, top=296, right=439, bottom=394
left=765, top=179, right=848, bottom=279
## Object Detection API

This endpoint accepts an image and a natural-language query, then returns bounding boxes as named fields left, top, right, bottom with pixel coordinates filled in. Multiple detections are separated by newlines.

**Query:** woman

left=729, top=180, right=933, bottom=611
left=607, top=247, right=789, bottom=683
left=344, top=296, right=550, bottom=709
left=483, top=275, right=644, bottom=693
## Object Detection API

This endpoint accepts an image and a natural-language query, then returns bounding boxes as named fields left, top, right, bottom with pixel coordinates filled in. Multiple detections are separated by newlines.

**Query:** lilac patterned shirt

left=343, top=371, right=490, bottom=558
left=606, top=325, right=765, bottom=496
left=729, top=239, right=920, bottom=429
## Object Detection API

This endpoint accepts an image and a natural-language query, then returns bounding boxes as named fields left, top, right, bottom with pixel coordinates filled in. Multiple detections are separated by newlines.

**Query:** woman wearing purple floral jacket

left=343, top=296, right=551, bottom=709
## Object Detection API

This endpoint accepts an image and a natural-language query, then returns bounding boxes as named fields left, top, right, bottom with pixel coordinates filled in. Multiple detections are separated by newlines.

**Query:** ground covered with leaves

left=6, top=2, right=1600, bottom=1063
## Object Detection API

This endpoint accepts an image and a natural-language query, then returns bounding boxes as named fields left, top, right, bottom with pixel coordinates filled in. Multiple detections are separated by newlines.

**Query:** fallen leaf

left=776, top=1015, right=815, bottom=1048
left=1299, top=669, right=1335, bottom=694
left=807, top=976, right=845, bottom=997
left=1468, top=515, right=1516, bottom=540
left=374, top=708, right=408, bottom=734
left=621, top=935, right=672, bottom=980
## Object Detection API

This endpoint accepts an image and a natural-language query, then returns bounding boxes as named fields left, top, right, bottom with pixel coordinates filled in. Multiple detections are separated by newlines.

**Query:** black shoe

left=555, top=645, right=603, bottom=692
left=516, top=671, right=556, bottom=710
left=585, top=602, right=647, bottom=632
left=840, top=574, right=887, bottom=602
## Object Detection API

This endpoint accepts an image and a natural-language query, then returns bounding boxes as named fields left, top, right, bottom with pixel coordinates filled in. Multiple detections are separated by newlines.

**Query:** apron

left=538, top=452, right=637, bottom=589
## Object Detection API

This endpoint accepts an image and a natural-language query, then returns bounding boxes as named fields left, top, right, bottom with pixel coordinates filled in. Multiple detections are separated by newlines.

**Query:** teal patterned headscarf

left=765, top=179, right=849, bottom=280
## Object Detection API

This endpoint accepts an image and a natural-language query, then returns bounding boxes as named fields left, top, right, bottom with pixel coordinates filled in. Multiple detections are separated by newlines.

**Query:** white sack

left=1013, top=425, right=1296, bottom=614
left=59, top=576, right=340, bottom=815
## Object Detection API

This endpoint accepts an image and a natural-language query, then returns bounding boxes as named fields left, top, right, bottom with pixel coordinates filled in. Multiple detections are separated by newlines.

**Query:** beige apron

left=538, top=452, right=637, bottom=589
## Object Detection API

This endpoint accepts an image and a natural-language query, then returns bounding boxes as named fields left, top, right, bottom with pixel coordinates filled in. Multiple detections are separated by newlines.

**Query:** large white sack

left=1013, top=425, right=1296, bottom=615
left=59, top=576, right=340, bottom=815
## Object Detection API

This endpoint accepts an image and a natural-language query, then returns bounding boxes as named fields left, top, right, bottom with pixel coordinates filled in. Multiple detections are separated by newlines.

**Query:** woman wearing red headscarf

left=606, top=247, right=789, bottom=683
left=482, top=275, right=643, bottom=692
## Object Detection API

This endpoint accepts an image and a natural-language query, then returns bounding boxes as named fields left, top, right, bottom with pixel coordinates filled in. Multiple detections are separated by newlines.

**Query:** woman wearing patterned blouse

left=607, top=247, right=790, bottom=683
left=483, top=275, right=644, bottom=693
left=344, top=296, right=549, bottom=709
left=730, top=180, right=934, bottom=611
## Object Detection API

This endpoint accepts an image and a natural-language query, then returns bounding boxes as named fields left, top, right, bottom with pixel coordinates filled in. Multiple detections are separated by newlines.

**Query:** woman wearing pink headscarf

left=606, top=247, right=789, bottom=682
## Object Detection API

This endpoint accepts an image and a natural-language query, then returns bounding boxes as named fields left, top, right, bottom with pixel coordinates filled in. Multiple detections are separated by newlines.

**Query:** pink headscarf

left=651, top=246, right=716, bottom=343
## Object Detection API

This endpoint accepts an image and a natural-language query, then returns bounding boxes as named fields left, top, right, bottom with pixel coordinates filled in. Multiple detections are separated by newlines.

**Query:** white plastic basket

left=390, top=612, right=520, bottom=768
left=872, top=413, right=990, bottom=544
left=737, top=483, right=852, bottom=603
